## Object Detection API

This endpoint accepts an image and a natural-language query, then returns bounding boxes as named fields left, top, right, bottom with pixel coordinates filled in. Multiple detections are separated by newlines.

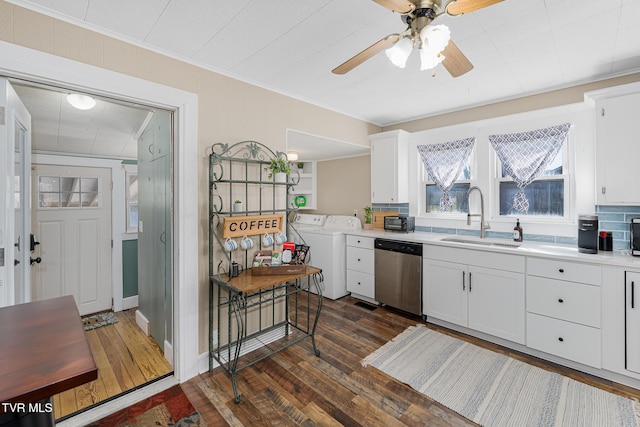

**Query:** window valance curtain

left=489, top=123, right=571, bottom=213
left=417, top=137, right=475, bottom=211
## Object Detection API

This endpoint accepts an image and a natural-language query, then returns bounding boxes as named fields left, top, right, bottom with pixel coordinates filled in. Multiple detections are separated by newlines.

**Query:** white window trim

left=491, top=126, right=575, bottom=225
left=417, top=140, right=476, bottom=220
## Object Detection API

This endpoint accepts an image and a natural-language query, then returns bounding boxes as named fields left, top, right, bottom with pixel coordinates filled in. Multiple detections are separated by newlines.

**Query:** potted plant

left=297, top=162, right=305, bottom=174
left=363, top=205, right=374, bottom=230
left=266, top=157, right=291, bottom=183
left=233, top=199, right=243, bottom=212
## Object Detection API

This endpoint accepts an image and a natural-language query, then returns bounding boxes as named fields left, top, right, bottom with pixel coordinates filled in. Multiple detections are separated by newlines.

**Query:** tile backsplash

left=373, top=203, right=640, bottom=250
left=596, top=205, right=640, bottom=250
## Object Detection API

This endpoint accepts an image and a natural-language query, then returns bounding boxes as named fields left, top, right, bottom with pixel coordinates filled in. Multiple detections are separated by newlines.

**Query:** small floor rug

left=86, top=385, right=202, bottom=426
left=82, top=311, right=119, bottom=331
left=363, top=324, right=640, bottom=427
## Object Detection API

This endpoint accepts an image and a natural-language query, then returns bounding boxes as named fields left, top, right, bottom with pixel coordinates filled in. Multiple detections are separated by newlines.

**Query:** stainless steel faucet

left=466, top=186, right=490, bottom=238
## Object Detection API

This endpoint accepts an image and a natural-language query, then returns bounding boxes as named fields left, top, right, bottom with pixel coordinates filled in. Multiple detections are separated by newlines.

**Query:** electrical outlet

left=353, top=209, right=358, bottom=217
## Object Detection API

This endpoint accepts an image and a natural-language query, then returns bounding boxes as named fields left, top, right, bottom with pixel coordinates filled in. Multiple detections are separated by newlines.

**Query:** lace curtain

left=417, top=137, right=475, bottom=211
left=489, top=123, right=571, bottom=213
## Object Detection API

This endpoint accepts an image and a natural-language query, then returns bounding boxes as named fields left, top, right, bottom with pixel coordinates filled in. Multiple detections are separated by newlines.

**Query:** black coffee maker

left=578, top=214, right=598, bottom=254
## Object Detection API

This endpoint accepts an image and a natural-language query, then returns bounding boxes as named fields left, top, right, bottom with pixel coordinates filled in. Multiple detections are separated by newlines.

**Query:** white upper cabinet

left=369, top=130, right=409, bottom=203
left=593, top=89, right=640, bottom=205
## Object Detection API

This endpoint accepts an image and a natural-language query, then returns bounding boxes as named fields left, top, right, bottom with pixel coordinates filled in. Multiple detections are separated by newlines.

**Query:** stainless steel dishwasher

left=374, top=238, right=423, bottom=316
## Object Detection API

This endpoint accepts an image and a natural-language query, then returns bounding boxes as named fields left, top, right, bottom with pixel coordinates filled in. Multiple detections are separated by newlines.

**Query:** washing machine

left=291, top=214, right=362, bottom=300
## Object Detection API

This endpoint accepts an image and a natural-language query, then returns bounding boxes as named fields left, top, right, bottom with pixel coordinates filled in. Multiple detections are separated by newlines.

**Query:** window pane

left=39, top=193, right=59, bottom=208
left=426, top=183, right=470, bottom=213
left=39, top=176, right=59, bottom=192
left=81, top=192, right=99, bottom=207
left=81, top=177, right=99, bottom=192
left=59, top=177, right=77, bottom=192
left=501, top=150, right=563, bottom=178
left=499, top=180, right=564, bottom=216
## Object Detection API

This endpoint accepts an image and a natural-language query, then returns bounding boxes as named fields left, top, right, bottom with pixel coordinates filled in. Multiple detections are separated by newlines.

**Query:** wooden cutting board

left=373, top=210, right=398, bottom=229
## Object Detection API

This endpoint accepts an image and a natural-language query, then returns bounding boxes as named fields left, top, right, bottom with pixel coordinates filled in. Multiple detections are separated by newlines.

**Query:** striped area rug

left=362, top=325, right=640, bottom=427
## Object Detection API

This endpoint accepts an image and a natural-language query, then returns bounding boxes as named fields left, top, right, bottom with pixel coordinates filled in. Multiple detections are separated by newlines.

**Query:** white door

left=0, top=78, right=32, bottom=307
left=467, top=266, right=525, bottom=344
left=423, top=258, right=468, bottom=327
left=32, top=164, right=112, bottom=315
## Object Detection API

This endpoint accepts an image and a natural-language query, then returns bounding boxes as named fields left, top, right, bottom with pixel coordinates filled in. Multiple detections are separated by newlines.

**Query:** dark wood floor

left=182, top=295, right=640, bottom=426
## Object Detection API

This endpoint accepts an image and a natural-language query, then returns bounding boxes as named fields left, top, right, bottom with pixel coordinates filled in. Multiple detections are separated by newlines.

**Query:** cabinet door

left=423, top=259, right=467, bottom=327
left=626, top=272, right=640, bottom=374
left=596, top=92, right=640, bottom=204
left=468, top=266, right=525, bottom=344
left=371, top=137, right=398, bottom=203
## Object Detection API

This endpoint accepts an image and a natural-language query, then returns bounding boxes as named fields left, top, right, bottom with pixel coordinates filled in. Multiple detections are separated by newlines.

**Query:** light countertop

left=347, top=229, right=640, bottom=270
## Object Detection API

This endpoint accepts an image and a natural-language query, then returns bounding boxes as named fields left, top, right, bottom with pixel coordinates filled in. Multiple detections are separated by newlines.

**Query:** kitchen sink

left=440, top=236, right=522, bottom=249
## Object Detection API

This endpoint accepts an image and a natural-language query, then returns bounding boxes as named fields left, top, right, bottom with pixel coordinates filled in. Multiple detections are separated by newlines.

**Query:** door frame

left=0, top=40, right=199, bottom=389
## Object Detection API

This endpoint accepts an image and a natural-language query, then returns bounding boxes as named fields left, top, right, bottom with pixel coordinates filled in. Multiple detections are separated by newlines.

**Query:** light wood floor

left=53, top=309, right=173, bottom=420
left=182, top=295, right=640, bottom=426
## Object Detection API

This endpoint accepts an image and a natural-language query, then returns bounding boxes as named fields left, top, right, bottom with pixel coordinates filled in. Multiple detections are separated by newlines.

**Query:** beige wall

left=316, top=155, right=371, bottom=220
left=0, top=1, right=380, bottom=352
left=384, top=73, right=640, bottom=133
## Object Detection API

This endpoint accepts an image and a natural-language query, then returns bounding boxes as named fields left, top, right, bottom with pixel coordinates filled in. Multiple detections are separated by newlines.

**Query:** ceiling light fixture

left=66, top=93, right=97, bottom=110
left=287, top=152, right=299, bottom=161
left=385, top=24, right=450, bottom=72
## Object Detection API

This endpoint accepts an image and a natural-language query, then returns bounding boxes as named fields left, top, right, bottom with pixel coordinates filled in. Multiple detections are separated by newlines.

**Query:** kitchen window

left=418, top=138, right=475, bottom=214
left=491, top=123, right=571, bottom=218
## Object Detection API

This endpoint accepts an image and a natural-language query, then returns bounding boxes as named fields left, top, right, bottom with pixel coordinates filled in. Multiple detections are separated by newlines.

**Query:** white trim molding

left=0, top=40, right=200, bottom=409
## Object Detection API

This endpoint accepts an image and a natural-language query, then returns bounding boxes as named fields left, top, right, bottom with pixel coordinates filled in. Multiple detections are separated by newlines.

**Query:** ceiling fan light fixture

left=385, top=36, right=413, bottom=68
left=66, top=93, right=96, bottom=110
left=419, top=24, right=451, bottom=71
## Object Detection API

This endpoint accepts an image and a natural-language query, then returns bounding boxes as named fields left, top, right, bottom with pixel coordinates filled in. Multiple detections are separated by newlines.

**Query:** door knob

left=30, top=257, right=42, bottom=265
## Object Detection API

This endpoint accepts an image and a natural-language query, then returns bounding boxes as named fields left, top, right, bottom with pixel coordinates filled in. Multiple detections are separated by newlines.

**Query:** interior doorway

left=8, top=79, right=175, bottom=419
left=0, top=41, right=199, bottom=426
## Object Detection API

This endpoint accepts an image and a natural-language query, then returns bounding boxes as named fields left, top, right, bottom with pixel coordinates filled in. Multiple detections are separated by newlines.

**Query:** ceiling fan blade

left=332, top=34, right=400, bottom=75
left=372, top=0, right=416, bottom=14
left=445, top=0, right=503, bottom=16
left=441, top=40, right=474, bottom=77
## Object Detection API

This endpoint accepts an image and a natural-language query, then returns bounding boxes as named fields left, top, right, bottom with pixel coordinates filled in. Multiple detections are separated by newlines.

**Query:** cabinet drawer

left=346, top=270, right=375, bottom=299
left=526, top=313, right=601, bottom=368
left=423, top=245, right=524, bottom=273
left=347, top=247, right=374, bottom=273
left=527, top=258, right=601, bottom=285
left=346, top=235, right=375, bottom=249
left=527, top=276, right=601, bottom=327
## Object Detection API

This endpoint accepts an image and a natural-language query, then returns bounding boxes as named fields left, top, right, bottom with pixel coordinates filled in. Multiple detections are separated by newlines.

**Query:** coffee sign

left=222, top=214, right=284, bottom=238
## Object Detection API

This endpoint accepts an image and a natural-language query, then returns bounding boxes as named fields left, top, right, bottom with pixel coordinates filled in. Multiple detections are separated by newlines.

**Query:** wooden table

left=209, top=266, right=322, bottom=403
left=0, top=295, right=97, bottom=424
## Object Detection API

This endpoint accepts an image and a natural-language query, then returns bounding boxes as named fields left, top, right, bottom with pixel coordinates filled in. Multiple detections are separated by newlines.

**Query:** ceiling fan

left=332, top=0, right=503, bottom=77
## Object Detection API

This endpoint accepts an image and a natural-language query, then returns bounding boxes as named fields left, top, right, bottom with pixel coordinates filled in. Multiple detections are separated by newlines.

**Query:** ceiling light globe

left=385, top=37, right=413, bottom=68
left=66, top=93, right=97, bottom=110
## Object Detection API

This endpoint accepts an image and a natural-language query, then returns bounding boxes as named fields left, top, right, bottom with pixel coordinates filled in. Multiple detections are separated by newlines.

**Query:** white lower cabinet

left=423, top=246, right=525, bottom=344
left=625, top=271, right=640, bottom=374
left=527, top=312, right=601, bottom=368
left=346, top=235, right=376, bottom=302
left=526, top=258, right=602, bottom=369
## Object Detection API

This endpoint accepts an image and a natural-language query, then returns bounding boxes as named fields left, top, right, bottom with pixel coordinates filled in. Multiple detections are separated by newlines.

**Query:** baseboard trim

left=164, top=340, right=173, bottom=367
left=122, top=295, right=138, bottom=311
left=135, top=310, right=150, bottom=336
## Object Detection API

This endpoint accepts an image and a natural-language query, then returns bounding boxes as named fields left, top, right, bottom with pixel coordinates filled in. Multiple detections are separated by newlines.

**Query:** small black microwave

left=384, top=216, right=415, bottom=232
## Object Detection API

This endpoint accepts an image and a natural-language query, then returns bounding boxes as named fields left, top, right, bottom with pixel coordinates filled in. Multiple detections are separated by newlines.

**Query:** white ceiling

left=10, top=0, right=640, bottom=127
left=12, top=82, right=153, bottom=159
left=6, top=0, right=640, bottom=160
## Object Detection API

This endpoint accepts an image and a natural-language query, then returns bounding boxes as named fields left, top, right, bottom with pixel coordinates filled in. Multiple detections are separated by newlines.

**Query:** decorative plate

left=294, top=195, right=307, bottom=207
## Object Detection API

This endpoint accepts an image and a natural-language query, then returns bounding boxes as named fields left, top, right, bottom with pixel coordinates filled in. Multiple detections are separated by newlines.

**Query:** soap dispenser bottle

left=513, top=219, right=523, bottom=242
